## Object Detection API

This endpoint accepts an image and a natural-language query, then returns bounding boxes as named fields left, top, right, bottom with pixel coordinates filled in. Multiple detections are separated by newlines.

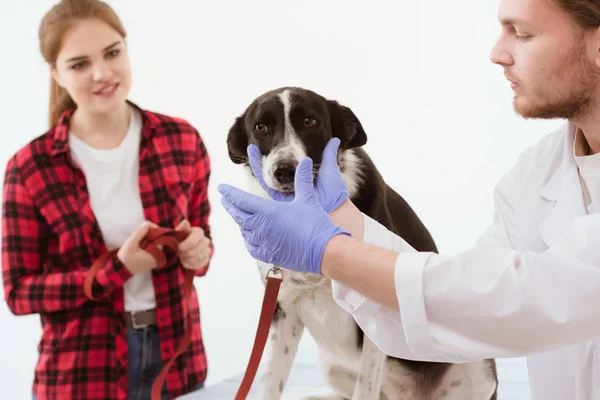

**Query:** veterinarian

left=1, top=1, right=212, bottom=399
left=219, top=0, right=600, bottom=399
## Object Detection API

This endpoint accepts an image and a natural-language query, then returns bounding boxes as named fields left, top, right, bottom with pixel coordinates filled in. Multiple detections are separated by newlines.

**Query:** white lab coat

left=332, top=122, right=600, bottom=400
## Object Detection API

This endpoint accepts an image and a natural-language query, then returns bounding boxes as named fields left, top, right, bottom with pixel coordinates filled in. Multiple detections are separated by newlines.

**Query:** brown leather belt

left=125, top=308, right=157, bottom=329
left=83, top=227, right=282, bottom=400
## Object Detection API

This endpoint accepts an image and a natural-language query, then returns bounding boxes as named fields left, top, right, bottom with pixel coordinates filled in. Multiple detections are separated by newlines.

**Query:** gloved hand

left=247, top=137, right=349, bottom=213
left=218, top=156, right=350, bottom=274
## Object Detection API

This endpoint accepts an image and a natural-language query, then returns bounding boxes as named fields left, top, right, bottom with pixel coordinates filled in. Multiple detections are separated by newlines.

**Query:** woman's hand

left=174, top=219, right=211, bottom=270
left=117, top=221, right=160, bottom=275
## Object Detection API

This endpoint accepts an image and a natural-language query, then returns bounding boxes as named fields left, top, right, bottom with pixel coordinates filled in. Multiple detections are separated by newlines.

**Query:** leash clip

left=265, top=266, right=282, bottom=280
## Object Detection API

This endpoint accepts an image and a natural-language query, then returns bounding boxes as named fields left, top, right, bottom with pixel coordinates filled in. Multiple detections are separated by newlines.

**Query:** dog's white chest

left=279, top=271, right=362, bottom=363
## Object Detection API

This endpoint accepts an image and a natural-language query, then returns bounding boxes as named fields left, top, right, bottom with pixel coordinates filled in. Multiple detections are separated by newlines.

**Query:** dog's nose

left=274, top=164, right=296, bottom=184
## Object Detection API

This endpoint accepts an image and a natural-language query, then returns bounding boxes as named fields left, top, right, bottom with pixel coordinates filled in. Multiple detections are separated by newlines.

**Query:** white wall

left=0, top=0, right=563, bottom=398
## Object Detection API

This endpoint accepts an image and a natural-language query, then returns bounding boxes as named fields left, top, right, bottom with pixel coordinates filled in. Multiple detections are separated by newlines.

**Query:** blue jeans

left=128, top=325, right=204, bottom=400
left=33, top=325, right=204, bottom=400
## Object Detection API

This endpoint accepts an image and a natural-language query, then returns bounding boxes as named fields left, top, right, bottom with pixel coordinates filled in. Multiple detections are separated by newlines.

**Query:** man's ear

left=227, top=115, right=249, bottom=164
left=590, top=27, right=600, bottom=70
left=326, top=100, right=367, bottom=149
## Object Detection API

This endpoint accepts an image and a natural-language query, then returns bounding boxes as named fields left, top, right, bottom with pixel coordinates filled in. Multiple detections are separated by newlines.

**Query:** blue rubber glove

left=247, top=137, right=349, bottom=212
left=218, top=156, right=349, bottom=274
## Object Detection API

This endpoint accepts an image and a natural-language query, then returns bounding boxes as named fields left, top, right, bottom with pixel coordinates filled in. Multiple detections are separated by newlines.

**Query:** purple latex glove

left=218, top=156, right=349, bottom=274
left=247, top=137, right=349, bottom=213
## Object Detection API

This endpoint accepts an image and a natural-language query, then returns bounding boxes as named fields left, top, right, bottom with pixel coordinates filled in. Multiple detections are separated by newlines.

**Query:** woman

left=1, top=1, right=213, bottom=399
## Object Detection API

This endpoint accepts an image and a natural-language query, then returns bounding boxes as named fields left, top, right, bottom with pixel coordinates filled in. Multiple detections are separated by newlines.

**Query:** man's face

left=490, top=0, right=600, bottom=120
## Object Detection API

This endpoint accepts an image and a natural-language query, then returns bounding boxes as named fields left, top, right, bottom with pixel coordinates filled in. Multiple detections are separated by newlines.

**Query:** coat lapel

left=539, top=123, right=588, bottom=249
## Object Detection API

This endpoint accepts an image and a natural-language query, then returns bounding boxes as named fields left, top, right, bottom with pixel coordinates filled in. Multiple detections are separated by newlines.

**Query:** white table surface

left=180, top=337, right=532, bottom=400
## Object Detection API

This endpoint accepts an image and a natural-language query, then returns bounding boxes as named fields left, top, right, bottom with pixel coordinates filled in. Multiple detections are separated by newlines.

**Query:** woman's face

left=51, top=18, right=132, bottom=116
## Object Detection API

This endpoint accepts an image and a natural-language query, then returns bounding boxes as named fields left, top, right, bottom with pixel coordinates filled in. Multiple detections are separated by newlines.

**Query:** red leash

left=83, top=227, right=282, bottom=400
left=234, top=266, right=282, bottom=399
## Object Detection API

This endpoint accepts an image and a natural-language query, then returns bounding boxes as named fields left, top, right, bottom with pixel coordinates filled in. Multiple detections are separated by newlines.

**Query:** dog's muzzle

left=273, top=162, right=296, bottom=185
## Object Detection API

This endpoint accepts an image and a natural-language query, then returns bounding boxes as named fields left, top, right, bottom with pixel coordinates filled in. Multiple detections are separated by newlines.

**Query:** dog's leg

left=432, top=360, right=497, bottom=400
left=299, top=352, right=357, bottom=400
left=258, top=302, right=304, bottom=400
left=351, top=334, right=386, bottom=400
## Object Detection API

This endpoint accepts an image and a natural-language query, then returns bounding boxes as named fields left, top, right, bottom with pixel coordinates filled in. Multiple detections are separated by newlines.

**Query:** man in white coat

left=218, top=0, right=600, bottom=398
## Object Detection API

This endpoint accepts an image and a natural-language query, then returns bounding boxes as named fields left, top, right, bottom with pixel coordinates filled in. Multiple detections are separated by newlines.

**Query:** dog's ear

left=327, top=100, right=367, bottom=149
left=227, top=115, right=249, bottom=164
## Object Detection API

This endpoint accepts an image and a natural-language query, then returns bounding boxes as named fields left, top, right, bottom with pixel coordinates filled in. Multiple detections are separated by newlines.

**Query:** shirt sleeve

left=392, top=213, right=600, bottom=360
left=333, top=153, right=600, bottom=362
left=332, top=214, right=473, bottom=363
left=188, top=129, right=213, bottom=277
left=2, top=156, right=131, bottom=316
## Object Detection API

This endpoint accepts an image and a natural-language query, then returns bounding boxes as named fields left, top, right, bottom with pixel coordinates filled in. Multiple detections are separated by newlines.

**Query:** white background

left=0, top=0, right=563, bottom=398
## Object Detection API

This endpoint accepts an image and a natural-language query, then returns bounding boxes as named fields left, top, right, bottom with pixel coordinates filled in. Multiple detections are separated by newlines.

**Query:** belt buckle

left=130, top=310, right=147, bottom=329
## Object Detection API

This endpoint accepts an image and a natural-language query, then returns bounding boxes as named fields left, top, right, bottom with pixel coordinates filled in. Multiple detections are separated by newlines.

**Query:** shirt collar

left=49, top=100, right=158, bottom=156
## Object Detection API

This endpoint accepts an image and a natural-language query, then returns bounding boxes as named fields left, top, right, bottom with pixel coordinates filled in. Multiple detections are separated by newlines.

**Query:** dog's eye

left=304, top=118, right=316, bottom=128
left=254, top=123, right=267, bottom=133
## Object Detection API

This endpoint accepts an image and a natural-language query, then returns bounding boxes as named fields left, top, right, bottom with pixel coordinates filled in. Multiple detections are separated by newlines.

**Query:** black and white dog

left=226, top=87, right=498, bottom=400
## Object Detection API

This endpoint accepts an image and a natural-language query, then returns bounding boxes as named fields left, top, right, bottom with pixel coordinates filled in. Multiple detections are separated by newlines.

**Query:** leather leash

left=83, top=227, right=282, bottom=400
left=234, top=266, right=282, bottom=400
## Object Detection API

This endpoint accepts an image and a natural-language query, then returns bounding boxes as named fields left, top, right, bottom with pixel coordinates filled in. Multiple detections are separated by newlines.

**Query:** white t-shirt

left=573, top=127, right=600, bottom=210
left=69, top=107, right=156, bottom=312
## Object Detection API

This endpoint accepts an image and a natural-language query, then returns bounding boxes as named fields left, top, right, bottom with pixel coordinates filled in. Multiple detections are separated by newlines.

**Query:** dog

left=226, top=86, right=498, bottom=400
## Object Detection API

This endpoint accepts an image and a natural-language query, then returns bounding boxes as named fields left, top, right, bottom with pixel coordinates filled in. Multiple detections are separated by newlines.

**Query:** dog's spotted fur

left=227, top=87, right=498, bottom=399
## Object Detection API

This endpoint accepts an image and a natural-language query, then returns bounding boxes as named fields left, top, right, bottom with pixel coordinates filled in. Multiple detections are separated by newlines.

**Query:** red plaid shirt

left=2, top=102, right=213, bottom=400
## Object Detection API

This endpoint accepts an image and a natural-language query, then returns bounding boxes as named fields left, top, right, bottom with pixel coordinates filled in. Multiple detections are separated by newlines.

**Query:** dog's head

left=227, top=87, right=367, bottom=192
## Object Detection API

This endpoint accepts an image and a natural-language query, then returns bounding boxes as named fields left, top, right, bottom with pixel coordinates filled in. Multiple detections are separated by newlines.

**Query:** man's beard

left=514, top=43, right=599, bottom=120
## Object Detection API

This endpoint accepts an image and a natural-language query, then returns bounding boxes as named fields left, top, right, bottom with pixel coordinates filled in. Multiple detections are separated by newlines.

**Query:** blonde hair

left=550, top=0, right=600, bottom=29
left=39, top=0, right=127, bottom=128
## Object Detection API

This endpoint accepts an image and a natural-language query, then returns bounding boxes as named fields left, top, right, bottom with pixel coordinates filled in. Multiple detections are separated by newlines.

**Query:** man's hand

left=219, top=156, right=349, bottom=274
left=247, top=144, right=294, bottom=202
left=312, top=137, right=349, bottom=213
left=247, top=138, right=349, bottom=213
left=329, top=198, right=365, bottom=239
left=174, top=219, right=211, bottom=270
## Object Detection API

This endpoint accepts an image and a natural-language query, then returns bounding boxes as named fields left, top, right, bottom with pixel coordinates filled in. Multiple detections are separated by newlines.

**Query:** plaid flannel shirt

left=2, top=102, right=213, bottom=400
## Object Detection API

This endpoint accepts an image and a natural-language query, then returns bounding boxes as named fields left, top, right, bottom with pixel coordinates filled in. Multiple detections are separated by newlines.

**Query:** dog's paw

left=299, top=396, right=347, bottom=400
